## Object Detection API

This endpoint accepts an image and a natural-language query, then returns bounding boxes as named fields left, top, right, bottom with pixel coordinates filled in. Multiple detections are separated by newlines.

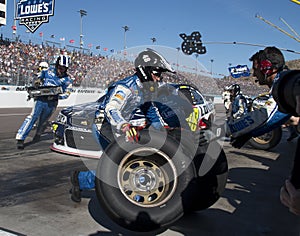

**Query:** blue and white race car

left=51, top=83, right=229, bottom=232
left=51, top=83, right=216, bottom=159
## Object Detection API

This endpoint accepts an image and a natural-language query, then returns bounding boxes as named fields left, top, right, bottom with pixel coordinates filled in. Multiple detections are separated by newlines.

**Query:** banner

left=228, top=65, right=250, bottom=78
left=0, top=0, right=6, bottom=26
left=15, top=0, right=55, bottom=33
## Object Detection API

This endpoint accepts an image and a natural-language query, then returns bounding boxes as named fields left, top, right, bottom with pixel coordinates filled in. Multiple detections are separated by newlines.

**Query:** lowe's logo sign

left=16, top=0, right=55, bottom=33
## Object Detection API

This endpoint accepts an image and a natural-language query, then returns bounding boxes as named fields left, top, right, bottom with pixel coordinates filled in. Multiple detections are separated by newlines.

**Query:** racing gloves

left=121, top=123, right=139, bottom=143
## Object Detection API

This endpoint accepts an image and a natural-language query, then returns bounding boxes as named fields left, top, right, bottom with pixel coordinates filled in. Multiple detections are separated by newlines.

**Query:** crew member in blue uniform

left=227, top=47, right=290, bottom=147
left=16, top=55, right=73, bottom=149
left=70, top=49, right=178, bottom=202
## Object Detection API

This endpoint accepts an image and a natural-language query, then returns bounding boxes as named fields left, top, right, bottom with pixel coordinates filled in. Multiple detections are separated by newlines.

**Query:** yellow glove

left=121, top=123, right=139, bottom=143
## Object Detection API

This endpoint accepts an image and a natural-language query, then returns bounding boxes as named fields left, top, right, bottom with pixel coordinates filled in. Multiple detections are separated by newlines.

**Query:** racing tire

left=183, top=141, right=228, bottom=212
left=95, top=129, right=197, bottom=232
left=248, top=127, right=282, bottom=150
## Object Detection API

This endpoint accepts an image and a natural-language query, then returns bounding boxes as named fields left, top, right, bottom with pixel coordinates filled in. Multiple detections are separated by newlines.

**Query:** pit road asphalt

left=0, top=105, right=299, bottom=236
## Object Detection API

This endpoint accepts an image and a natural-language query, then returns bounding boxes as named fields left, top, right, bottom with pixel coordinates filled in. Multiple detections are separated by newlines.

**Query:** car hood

left=61, top=101, right=100, bottom=127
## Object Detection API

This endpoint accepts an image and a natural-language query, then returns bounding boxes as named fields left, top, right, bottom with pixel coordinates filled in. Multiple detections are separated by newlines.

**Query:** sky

left=1, top=0, right=300, bottom=77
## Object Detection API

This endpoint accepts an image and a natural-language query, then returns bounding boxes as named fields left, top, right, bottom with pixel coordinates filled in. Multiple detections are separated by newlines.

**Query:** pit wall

left=0, top=86, right=104, bottom=108
left=0, top=86, right=222, bottom=108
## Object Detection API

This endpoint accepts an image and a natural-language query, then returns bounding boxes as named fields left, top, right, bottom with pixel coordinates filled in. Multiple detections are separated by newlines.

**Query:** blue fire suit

left=102, top=74, right=164, bottom=130
left=77, top=77, right=194, bottom=190
left=77, top=75, right=166, bottom=190
left=16, top=68, right=73, bottom=141
left=230, top=94, right=248, bottom=120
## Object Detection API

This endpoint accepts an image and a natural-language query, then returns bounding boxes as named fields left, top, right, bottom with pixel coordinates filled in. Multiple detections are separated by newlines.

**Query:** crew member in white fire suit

left=16, top=55, right=73, bottom=149
left=228, top=46, right=290, bottom=147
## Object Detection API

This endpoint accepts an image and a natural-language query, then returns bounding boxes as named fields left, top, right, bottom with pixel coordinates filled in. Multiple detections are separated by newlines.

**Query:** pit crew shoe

left=70, top=170, right=81, bottom=203
left=16, top=140, right=24, bottom=149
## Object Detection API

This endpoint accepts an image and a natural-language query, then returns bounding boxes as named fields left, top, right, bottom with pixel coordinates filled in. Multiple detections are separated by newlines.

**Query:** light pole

left=13, top=0, right=17, bottom=41
left=195, top=54, right=199, bottom=74
left=176, top=47, right=180, bottom=71
left=210, top=59, right=214, bottom=76
left=228, top=63, right=232, bottom=78
left=122, top=25, right=129, bottom=50
left=78, top=9, right=87, bottom=50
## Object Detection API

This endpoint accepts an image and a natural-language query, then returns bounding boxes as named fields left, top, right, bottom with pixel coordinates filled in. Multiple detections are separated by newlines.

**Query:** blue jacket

left=231, top=94, right=248, bottom=119
left=101, top=74, right=164, bottom=130
left=38, top=67, right=73, bottom=100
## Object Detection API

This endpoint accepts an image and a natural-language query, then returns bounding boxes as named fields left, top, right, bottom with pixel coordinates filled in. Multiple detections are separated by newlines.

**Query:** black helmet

left=134, top=48, right=175, bottom=82
left=227, top=84, right=240, bottom=96
left=55, top=54, right=71, bottom=78
left=56, top=54, right=71, bottom=68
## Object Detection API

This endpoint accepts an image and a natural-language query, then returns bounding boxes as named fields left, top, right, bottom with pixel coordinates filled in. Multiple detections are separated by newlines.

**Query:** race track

left=0, top=105, right=299, bottom=236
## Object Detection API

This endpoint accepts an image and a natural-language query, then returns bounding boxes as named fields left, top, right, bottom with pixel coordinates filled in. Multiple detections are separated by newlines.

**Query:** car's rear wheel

left=248, top=127, right=282, bottom=150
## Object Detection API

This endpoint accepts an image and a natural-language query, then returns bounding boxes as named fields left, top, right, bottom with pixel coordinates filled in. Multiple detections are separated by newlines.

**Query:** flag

left=11, top=25, right=17, bottom=31
left=60, top=37, right=65, bottom=41
left=50, top=34, right=55, bottom=38
left=96, top=46, right=100, bottom=49
left=69, top=39, right=75, bottom=43
left=88, top=43, right=93, bottom=48
left=39, top=32, right=43, bottom=37
left=103, top=48, right=108, bottom=51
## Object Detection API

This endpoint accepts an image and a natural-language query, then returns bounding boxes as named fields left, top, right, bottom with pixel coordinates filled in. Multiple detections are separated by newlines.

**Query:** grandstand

left=0, top=36, right=287, bottom=97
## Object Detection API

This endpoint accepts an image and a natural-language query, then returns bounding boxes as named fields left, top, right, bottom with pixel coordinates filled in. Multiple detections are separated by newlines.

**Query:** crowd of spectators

left=216, top=76, right=269, bottom=97
left=0, top=38, right=268, bottom=97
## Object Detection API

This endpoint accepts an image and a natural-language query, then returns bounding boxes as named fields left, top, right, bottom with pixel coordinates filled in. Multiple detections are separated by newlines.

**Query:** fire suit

left=230, top=94, right=248, bottom=120
left=77, top=78, right=195, bottom=190
left=16, top=68, right=73, bottom=141
left=228, top=73, right=290, bottom=146
left=102, top=74, right=164, bottom=130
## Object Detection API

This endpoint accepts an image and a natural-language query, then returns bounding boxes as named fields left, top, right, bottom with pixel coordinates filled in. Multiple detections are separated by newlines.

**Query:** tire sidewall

left=95, top=129, right=196, bottom=232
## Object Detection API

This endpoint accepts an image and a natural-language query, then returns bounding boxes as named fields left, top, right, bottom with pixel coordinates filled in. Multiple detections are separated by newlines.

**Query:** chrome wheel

left=117, top=147, right=178, bottom=207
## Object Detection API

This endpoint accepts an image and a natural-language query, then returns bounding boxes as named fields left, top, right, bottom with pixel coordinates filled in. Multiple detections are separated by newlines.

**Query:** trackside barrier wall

left=0, top=86, right=223, bottom=108
left=0, top=86, right=104, bottom=108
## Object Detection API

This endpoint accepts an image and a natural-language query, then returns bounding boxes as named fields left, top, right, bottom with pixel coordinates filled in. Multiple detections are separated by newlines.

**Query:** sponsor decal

left=114, top=90, right=126, bottom=101
left=228, top=116, right=254, bottom=133
left=68, top=126, right=91, bottom=132
left=52, top=123, right=58, bottom=131
left=109, top=110, right=123, bottom=123
left=16, top=0, right=55, bottom=33
left=186, top=108, right=199, bottom=131
left=76, top=89, right=96, bottom=93
left=228, top=65, right=250, bottom=78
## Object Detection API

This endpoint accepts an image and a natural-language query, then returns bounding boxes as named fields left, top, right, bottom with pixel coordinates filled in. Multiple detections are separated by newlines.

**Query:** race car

left=50, top=83, right=216, bottom=159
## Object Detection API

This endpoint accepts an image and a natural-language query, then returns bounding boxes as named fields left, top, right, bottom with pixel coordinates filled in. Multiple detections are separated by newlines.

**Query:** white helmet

left=39, top=61, right=49, bottom=71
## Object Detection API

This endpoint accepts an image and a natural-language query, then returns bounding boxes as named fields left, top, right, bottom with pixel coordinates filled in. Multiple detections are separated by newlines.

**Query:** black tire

left=95, top=129, right=196, bottom=232
left=183, top=141, right=228, bottom=212
left=248, top=127, right=282, bottom=150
